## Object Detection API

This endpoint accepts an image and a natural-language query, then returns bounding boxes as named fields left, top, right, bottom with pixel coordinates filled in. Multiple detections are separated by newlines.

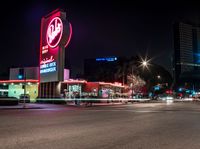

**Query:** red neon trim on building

left=99, top=82, right=125, bottom=88
left=0, top=80, right=39, bottom=83
left=46, top=17, right=63, bottom=48
left=63, top=79, right=87, bottom=84
left=110, top=84, right=125, bottom=88
left=99, top=82, right=112, bottom=86
left=65, top=23, right=72, bottom=48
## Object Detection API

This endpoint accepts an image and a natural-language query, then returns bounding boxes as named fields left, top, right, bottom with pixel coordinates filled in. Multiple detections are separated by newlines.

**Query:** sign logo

left=46, top=17, right=63, bottom=48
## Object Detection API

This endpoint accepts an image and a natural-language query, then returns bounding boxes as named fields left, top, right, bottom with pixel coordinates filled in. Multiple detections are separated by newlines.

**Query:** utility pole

left=131, top=66, right=134, bottom=98
left=122, top=71, right=125, bottom=86
left=23, top=68, right=26, bottom=108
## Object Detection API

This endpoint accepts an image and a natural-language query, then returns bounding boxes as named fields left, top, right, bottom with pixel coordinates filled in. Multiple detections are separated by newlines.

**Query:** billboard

left=40, top=9, right=72, bottom=83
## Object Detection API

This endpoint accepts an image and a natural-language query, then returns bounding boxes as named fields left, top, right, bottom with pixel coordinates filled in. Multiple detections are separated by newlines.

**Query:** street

left=1, top=102, right=200, bottom=149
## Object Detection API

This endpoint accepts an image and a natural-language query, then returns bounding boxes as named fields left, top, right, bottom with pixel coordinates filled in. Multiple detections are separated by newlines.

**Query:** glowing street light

left=142, top=61, right=147, bottom=67
left=157, top=75, right=161, bottom=79
left=140, top=58, right=150, bottom=69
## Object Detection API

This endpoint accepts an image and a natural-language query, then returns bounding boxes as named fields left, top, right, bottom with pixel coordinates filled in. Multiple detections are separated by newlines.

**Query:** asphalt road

left=1, top=102, right=200, bottom=149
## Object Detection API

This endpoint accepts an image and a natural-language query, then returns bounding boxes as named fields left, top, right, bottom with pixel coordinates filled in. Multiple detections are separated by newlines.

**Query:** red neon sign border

left=65, top=23, right=73, bottom=48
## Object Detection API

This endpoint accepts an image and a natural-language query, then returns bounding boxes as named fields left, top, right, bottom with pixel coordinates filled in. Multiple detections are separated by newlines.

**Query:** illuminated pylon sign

left=39, top=9, right=73, bottom=99
left=46, top=17, right=63, bottom=48
left=40, top=9, right=72, bottom=83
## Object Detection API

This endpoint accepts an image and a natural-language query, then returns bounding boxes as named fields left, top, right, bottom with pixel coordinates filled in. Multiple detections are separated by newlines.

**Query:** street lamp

left=23, top=68, right=26, bottom=108
left=140, top=58, right=150, bottom=69
left=157, top=75, right=161, bottom=79
left=142, top=61, right=147, bottom=67
left=157, top=75, right=161, bottom=85
left=18, top=68, right=26, bottom=108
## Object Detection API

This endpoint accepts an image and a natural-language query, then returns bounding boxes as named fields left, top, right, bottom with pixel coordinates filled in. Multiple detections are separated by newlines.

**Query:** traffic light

left=18, top=68, right=24, bottom=80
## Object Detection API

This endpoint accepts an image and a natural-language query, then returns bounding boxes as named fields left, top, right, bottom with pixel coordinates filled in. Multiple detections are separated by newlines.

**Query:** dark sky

left=1, top=0, right=200, bottom=77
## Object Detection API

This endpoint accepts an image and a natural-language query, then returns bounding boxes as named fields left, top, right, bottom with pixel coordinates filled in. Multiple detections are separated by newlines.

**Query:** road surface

left=0, top=102, right=200, bottom=149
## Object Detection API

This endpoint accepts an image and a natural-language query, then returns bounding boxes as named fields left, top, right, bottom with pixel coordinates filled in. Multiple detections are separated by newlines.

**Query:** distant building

left=84, top=56, right=121, bottom=82
left=173, top=22, right=200, bottom=89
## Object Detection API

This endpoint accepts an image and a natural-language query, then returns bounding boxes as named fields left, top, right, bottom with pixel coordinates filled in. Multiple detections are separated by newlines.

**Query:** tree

left=127, top=74, right=146, bottom=92
left=114, top=56, right=172, bottom=93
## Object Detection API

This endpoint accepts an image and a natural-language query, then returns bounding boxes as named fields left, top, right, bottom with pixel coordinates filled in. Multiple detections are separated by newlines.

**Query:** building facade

left=0, top=67, right=39, bottom=101
left=84, top=56, right=121, bottom=82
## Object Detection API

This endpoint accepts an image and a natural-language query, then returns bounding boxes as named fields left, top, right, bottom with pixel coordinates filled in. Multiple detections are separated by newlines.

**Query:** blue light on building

left=18, top=75, right=23, bottom=79
left=194, top=53, right=200, bottom=64
left=96, top=57, right=118, bottom=62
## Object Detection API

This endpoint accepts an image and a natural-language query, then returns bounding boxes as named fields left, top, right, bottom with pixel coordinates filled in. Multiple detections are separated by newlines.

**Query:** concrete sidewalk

left=66, top=101, right=127, bottom=107
left=0, top=98, right=159, bottom=110
left=0, top=102, right=129, bottom=110
left=0, top=104, right=42, bottom=110
left=0, top=103, right=67, bottom=110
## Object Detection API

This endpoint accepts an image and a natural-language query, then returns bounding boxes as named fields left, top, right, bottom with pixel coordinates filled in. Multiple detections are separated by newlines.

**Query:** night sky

left=1, top=0, right=200, bottom=77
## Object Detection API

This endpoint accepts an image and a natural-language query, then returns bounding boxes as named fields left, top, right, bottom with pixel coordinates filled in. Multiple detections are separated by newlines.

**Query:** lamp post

left=157, top=75, right=161, bottom=83
left=18, top=68, right=26, bottom=108
left=23, top=68, right=26, bottom=108
left=131, top=66, right=135, bottom=99
left=140, top=58, right=150, bottom=97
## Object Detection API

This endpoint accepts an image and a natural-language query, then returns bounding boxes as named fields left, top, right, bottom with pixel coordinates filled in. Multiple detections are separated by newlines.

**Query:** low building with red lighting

left=0, top=67, right=126, bottom=101
left=62, top=80, right=125, bottom=99
left=0, top=67, right=39, bottom=102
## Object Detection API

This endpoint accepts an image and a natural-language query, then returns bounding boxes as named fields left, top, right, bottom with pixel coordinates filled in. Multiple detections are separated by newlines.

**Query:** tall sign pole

left=39, top=9, right=72, bottom=98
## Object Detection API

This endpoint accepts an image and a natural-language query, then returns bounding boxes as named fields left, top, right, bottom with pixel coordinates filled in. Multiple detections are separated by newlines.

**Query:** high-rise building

left=173, top=22, right=200, bottom=89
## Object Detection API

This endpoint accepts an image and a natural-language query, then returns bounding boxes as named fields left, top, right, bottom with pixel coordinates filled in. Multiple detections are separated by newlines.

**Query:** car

left=19, top=94, right=30, bottom=103
left=0, top=97, right=18, bottom=106
left=156, top=94, right=174, bottom=101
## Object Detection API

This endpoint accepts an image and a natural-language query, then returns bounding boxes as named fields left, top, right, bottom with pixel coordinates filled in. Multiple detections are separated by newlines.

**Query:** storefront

left=0, top=80, right=39, bottom=102
left=69, top=81, right=125, bottom=98
left=60, top=80, right=125, bottom=99
left=98, top=82, right=124, bottom=98
left=61, top=79, right=87, bottom=98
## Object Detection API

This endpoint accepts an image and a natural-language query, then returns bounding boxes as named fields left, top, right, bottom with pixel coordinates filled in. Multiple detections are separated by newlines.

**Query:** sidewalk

left=0, top=98, right=158, bottom=110
left=66, top=101, right=127, bottom=107
left=0, top=103, right=59, bottom=110
left=0, top=102, right=130, bottom=110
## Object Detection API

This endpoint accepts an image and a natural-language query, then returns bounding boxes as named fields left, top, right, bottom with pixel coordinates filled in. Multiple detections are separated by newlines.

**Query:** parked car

left=19, top=94, right=30, bottom=103
left=0, top=97, right=18, bottom=106
left=159, top=94, right=173, bottom=100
